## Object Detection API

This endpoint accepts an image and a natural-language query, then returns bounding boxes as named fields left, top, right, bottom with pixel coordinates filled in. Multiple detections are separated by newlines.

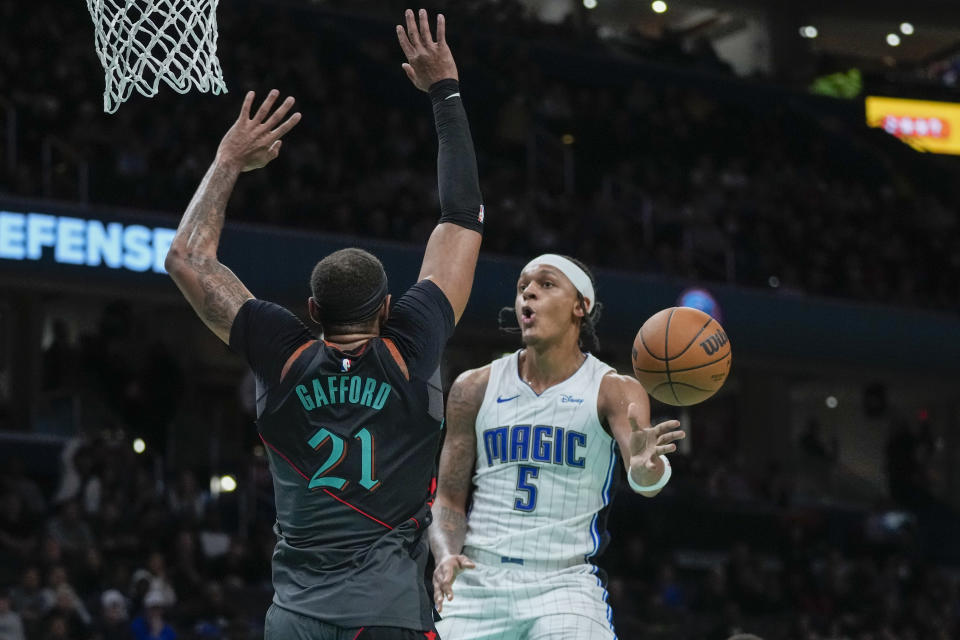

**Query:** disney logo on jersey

left=560, top=394, right=584, bottom=404
left=482, top=425, right=587, bottom=468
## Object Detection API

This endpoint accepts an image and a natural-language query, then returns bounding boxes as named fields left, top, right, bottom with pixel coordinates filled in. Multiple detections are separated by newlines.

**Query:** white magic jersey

left=463, top=350, right=619, bottom=564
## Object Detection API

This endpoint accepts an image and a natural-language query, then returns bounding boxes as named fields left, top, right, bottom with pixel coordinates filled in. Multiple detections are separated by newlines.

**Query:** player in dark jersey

left=165, top=10, right=482, bottom=639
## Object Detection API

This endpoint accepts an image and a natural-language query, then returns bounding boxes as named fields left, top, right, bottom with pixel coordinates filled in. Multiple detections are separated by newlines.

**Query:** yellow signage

left=866, top=96, right=960, bottom=155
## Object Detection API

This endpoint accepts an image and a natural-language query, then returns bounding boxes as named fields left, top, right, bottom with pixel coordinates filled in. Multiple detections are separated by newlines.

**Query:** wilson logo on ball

left=698, top=329, right=728, bottom=356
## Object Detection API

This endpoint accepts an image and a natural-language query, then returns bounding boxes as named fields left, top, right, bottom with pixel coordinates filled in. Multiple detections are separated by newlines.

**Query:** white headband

left=523, top=254, right=595, bottom=312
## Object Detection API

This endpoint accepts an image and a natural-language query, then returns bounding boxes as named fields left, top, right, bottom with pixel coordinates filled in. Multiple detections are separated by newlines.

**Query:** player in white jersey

left=429, top=254, right=685, bottom=640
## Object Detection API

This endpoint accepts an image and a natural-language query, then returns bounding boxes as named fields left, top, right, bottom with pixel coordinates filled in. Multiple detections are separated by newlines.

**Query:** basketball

left=631, top=307, right=732, bottom=406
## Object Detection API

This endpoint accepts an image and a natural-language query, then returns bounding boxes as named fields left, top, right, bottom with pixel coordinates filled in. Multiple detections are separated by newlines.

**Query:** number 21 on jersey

left=307, top=427, right=380, bottom=491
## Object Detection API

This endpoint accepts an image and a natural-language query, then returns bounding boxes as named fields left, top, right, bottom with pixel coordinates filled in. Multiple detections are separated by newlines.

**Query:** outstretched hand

left=396, top=9, right=458, bottom=92
left=217, top=90, right=302, bottom=172
left=432, top=553, right=475, bottom=613
left=627, top=403, right=685, bottom=471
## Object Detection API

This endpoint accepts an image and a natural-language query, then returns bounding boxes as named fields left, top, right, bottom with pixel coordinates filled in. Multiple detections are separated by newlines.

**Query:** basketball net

left=86, top=0, right=227, bottom=113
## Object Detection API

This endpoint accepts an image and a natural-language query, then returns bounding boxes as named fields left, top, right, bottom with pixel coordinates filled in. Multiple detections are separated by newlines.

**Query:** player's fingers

left=457, top=556, right=476, bottom=570
left=270, top=111, right=301, bottom=139
left=402, top=63, right=418, bottom=84
left=655, top=443, right=677, bottom=456
left=418, top=8, right=434, bottom=45
left=239, top=91, right=255, bottom=119
left=658, top=430, right=685, bottom=445
left=396, top=24, right=415, bottom=59
left=269, top=139, right=282, bottom=158
left=253, top=89, right=280, bottom=123
left=263, top=96, right=295, bottom=130
left=655, top=419, right=681, bottom=435
left=404, top=9, right=423, bottom=50
left=437, top=13, right=446, bottom=44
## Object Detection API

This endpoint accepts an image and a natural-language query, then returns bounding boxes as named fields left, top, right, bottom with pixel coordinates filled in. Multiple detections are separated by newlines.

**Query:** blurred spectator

left=40, top=566, right=91, bottom=628
left=130, top=591, right=176, bottom=640
left=92, top=590, right=132, bottom=640
left=9, top=567, right=44, bottom=638
left=1, top=461, right=46, bottom=517
left=0, top=492, right=37, bottom=580
left=167, top=472, right=208, bottom=524
left=136, top=553, right=176, bottom=609
left=0, top=589, right=26, bottom=640
left=46, top=500, right=94, bottom=560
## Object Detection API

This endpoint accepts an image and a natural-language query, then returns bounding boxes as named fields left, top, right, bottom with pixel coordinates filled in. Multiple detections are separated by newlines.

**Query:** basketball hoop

left=86, top=0, right=228, bottom=113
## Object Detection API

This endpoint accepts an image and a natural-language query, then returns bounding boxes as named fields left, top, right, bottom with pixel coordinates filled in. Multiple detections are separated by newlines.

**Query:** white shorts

left=435, top=552, right=617, bottom=640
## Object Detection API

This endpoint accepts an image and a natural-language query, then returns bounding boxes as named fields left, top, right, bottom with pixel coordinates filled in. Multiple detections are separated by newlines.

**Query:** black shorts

left=265, top=603, right=439, bottom=640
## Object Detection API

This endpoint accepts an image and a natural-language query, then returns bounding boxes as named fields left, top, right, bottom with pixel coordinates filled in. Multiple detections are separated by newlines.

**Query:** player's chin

left=520, top=328, right=542, bottom=347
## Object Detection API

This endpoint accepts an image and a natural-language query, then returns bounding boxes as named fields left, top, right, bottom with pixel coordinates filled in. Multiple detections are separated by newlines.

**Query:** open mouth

left=521, top=306, right=535, bottom=326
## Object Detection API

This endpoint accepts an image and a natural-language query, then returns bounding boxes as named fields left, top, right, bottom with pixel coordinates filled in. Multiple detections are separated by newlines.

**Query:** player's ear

left=573, top=294, right=588, bottom=319
left=378, top=295, right=392, bottom=326
left=307, top=297, right=322, bottom=325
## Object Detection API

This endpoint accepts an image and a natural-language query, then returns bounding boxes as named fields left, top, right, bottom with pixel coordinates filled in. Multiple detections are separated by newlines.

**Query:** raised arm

left=164, top=90, right=301, bottom=343
left=598, top=373, right=685, bottom=498
left=429, top=365, right=488, bottom=612
left=397, top=9, right=483, bottom=324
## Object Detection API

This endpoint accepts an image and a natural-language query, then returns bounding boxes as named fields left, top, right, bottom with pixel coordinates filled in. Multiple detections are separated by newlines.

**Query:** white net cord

left=87, top=0, right=228, bottom=113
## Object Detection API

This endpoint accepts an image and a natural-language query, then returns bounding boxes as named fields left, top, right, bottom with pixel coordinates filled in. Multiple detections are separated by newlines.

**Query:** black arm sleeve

left=430, top=79, right=484, bottom=232
left=229, top=299, right=314, bottom=387
left=382, top=280, right=455, bottom=381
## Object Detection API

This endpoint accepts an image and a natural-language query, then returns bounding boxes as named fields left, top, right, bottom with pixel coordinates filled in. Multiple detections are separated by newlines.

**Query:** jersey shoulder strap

left=476, top=350, right=520, bottom=423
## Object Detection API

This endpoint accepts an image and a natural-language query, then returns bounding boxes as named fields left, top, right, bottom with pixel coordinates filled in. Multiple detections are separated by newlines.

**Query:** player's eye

left=542, top=280, right=554, bottom=288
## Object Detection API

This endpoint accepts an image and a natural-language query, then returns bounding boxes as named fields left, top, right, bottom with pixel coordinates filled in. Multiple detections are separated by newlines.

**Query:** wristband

left=429, top=79, right=461, bottom=103
left=628, top=455, right=672, bottom=493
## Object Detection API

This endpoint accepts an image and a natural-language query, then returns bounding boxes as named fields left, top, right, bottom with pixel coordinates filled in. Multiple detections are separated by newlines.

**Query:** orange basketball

left=631, top=307, right=732, bottom=406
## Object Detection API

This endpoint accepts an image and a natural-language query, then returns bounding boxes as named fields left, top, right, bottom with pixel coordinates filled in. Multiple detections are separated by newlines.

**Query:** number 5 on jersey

left=307, top=427, right=381, bottom=491
left=514, top=465, right=539, bottom=512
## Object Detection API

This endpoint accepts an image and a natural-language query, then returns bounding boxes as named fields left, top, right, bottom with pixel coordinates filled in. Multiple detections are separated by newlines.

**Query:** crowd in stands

left=0, top=301, right=954, bottom=640
left=2, top=418, right=958, bottom=640
left=3, top=1, right=960, bottom=638
left=0, top=441, right=274, bottom=640
left=2, top=0, right=959, bottom=313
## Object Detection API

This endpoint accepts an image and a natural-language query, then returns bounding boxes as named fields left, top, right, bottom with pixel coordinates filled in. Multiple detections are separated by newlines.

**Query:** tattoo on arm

left=186, top=255, right=252, bottom=336
left=434, top=505, right=467, bottom=540
left=167, top=159, right=252, bottom=343
left=429, top=368, right=487, bottom=559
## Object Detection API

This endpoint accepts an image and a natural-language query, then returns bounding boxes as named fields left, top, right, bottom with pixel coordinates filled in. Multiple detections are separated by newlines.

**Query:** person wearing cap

left=95, top=589, right=132, bottom=640
left=131, top=590, right=175, bottom=640
left=429, top=254, right=685, bottom=640
left=165, top=8, right=483, bottom=640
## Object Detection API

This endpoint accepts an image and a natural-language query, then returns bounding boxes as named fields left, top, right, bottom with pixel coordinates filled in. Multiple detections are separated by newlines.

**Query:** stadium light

left=133, top=438, right=146, bottom=454
left=768, top=275, right=781, bottom=288
left=220, top=475, right=237, bottom=492
left=799, top=25, right=818, bottom=39
left=900, top=22, right=914, bottom=36
left=825, top=396, right=839, bottom=409
left=886, top=33, right=901, bottom=46
left=583, top=0, right=597, bottom=9
left=652, top=1, right=668, bottom=13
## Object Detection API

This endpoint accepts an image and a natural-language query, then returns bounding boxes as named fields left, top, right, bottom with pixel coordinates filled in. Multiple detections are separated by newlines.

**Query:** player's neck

left=324, top=332, right=377, bottom=352
left=519, top=342, right=586, bottom=394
